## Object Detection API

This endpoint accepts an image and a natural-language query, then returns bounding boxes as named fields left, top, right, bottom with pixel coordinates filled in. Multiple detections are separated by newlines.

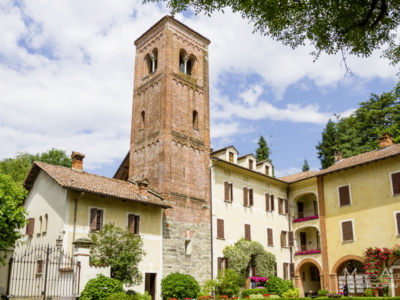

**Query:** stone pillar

left=73, top=237, right=110, bottom=294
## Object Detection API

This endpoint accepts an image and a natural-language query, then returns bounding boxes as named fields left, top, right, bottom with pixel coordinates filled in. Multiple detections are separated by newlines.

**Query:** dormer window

left=249, top=159, right=253, bottom=170
left=229, top=152, right=234, bottom=163
left=265, top=165, right=270, bottom=175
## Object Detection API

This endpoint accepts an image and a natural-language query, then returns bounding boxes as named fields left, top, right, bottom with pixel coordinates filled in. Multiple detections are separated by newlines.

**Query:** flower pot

left=374, top=291, right=379, bottom=297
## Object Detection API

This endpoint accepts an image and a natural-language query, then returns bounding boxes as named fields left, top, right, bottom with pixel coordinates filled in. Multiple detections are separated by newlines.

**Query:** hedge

left=274, top=298, right=400, bottom=300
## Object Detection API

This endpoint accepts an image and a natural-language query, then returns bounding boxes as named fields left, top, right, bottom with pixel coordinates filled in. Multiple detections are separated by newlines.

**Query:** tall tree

left=334, top=116, right=366, bottom=158
left=316, top=119, right=337, bottom=169
left=0, top=148, right=72, bottom=187
left=0, top=173, right=28, bottom=264
left=255, top=135, right=270, bottom=162
left=302, top=159, right=310, bottom=172
left=145, top=0, right=400, bottom=67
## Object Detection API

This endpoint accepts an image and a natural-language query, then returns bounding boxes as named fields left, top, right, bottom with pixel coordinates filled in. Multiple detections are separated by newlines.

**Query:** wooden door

left=298, top=202, right=304, bottom=218
left=394, top=269, right=400, bottom=296
left=300, top=232, right=307, bottom=251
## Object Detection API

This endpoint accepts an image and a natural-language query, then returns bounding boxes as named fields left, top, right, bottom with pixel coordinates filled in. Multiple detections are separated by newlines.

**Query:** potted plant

left=373, top=289, right=379, bottom=297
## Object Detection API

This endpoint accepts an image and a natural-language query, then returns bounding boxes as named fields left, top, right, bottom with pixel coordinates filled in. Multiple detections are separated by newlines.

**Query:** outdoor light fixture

left=56, top=235, right=63, bottom=249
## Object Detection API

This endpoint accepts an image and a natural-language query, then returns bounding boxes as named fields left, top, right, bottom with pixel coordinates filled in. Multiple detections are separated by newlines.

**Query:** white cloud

left=274, top=167, right=302, bottom=178
left=0, top=1, right=398, bottom=171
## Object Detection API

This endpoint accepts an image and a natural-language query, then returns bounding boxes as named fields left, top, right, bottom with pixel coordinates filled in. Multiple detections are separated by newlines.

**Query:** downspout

left=72, top=192, right=85, bottom=256
left=287, top=186, right=292, bottom=264
left=210, top=158, right=220, bottom=280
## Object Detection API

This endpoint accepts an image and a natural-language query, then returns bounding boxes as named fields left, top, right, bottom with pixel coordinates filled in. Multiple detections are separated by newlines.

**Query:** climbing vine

left=223, top=239, right=276, bottom=284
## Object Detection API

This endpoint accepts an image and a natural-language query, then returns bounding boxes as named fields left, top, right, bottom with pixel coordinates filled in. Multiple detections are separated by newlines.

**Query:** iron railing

left=293, top=209, right=319, bottom=222
left=294, top=243, right=321, bottom=254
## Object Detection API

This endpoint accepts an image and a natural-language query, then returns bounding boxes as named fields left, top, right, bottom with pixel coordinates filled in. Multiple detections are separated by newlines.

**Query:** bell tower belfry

left=130, top=16, right=211, bottom=282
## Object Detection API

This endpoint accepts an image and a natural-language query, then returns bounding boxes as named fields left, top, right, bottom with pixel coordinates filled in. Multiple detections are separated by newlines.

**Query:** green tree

left=217, top=269, right=241, bottom=297
left=255, top=136, right=270, bottom=162
left=161, top=273, right=201, bottom=299
left=145, top=0, right=400, bottom=67
left=316, top=119, right=337, bottom=169
left=0, top=148, right=72, bottom=187
left=302, top=159, right=310, bottom=172
left=334, top=116, right=366, bottom=159
left=0, top=173, right=28, bottom=264
left=89, top=223, right=146, bottom=287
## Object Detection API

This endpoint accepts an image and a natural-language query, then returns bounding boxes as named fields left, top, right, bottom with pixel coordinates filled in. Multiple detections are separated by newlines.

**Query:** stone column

left=183, top=57, right=189, bottom=74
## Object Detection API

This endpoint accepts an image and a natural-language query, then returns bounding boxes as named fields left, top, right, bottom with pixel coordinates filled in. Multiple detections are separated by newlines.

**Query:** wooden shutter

left=249, top=189, right=254, bottom=206
left=99, top=209, right=104, bottom=230
left=270, top=195, right=274, bottom=211
left=265, top=194, right=270, bottom=211
left=243, top=187, right=248, bottom=206
left=225, top=258, right=229, bottom=269
left=267, top=228, right=273, bottom=246
left=284, top=199, right=289, bottom=214
left=283, top=263, right=288, bottom=279
left=289, top=263, right=295, bottom=279
left=288, top=231, right=294, bottom=247
left=397, top=213, right=400, bottom=234
left=135, top=215, right=140, bottom=234
left=229, top=183, right=233, bottom=201
left=90, top=208, right=97, bottom=230
left=281, top=231, right=284, bottom=247
left=224, top=181, right=229, bottom=201
left=217, top=219, right=224, bottom=239
left=27, top=218, right=35, bottom=235
left=278, top=198, right=282, bottom=214
left=245, top=224, right=251, bottom=241
left=218, top=257, right=222, bottom=273
left=342, top=221, right=353, bottom=241
left=128, top=214, right=135, bottom=233
left=392, top=172, right=400, bottom=195
left=339, top=186, right=351, bottom=206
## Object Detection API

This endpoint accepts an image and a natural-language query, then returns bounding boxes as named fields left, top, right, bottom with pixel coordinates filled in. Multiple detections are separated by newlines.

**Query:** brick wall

left=129, top=16, right=212, bottom=284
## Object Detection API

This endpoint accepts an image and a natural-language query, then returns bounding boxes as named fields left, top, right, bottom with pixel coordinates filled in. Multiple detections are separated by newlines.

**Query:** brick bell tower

left=130, top=16, right=211, bottom=282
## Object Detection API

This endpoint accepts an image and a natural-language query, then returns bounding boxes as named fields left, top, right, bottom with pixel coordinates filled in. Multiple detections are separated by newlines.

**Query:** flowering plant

left=363, top=247, right=392, bottom=276
left=263, top=294, right=270, bottom=298
left=293, top=215, right=319, bottom=223
left=231, top=297, right=238, bottom=299
left=218, top=296, right=228, bottom=299
left=169, top=298, right=178, bottom=300
left=245, top=297, right=250, bottom=299
left=249, top=276, right=268, bottom=282
left=294, top=249, right=321, bottom=255
left=184, top=298, right=191, bottom=300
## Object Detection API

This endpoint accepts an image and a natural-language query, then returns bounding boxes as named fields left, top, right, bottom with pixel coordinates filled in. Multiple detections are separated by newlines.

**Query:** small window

left=185, top=240, right=192, bottom=255
left=44, top=214, right=48, bottom=232
left=224, top=182, right=233, bottom=202
left=267, top=228, right=273, bottom=246
left=179, top=50, right=194, bottom=76
left=265, top=165, right=270, bottom=175
left=281, top=231, right=287, bottom=247
left=90, top=208, right=104, bottom=231
left=26, top=218, right=35, bottom=235
left=217, top=219, right=224, bottom=239
left=229, top=152, right=234, bottom=163
left=249, top=159, right=253, bottom=170
left=392, top=172, right=400, bottom=195
left=265, top=193, right=270, bottom=211
left=341, top=220, right=354, bottom=242
left=243, top=187, right=248, bottom=206
left=193, top=110, right=198, bottom=130
left=145, top=54, right=152, bottom=74
left=39, top=216, right=42, bottom=233
left=283, top=263, right=288, bottom=279
left=279, top=198, right=289, bottom=214
left=128, top=214, right=141, bottom=235
left=338, top=185, right=351, bottom=206
left=140, top=111, right=145, bottom=130
left=244, top=224, right=251, bottom=241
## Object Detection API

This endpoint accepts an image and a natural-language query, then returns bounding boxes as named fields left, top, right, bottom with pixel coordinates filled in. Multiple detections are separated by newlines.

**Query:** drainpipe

left=210, top=158, right=220, bottom=280
left=72, top=192, right=85, bottom=256
left=287, top=186, right=292, bottom=264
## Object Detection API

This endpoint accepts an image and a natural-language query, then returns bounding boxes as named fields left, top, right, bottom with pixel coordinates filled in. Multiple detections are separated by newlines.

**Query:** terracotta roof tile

left=24, top=162, right=171, bottom=208
left=279, top=143, right=400, bottom=183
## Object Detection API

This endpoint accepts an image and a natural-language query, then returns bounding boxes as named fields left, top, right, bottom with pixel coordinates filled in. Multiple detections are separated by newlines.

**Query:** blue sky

left=0, top=1, right=398, bottom=178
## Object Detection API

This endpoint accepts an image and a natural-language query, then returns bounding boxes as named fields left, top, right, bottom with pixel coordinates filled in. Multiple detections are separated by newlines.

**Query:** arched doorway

left=295, top=259, right=322, bottom=297
left=336, top=259, right=367, bottom=296
left=389, top=256, right=400, bottom=296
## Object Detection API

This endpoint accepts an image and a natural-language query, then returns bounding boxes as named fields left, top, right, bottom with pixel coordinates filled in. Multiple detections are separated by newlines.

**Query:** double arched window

left=179, top=50, right=195, bottom=76
left=145, top=48, right=158, bottom=74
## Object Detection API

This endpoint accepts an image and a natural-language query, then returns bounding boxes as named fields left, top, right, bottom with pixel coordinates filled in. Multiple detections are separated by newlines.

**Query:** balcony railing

left=293, top=209, right=319, bottom=223
left=294, top=243, right=321, bottom=255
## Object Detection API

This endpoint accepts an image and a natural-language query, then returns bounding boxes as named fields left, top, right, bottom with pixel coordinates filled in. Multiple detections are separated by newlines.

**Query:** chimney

left=138, top=178, right=150, bottom=197
left=334, top=151, right=343, bottom=162
left=379, top=133, right=394, bottom=148
left=71, top=151, right=85, bottom=171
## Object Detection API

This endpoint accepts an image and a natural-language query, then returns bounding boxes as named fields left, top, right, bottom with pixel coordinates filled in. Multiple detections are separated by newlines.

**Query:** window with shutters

left=224, top=181, right=233, bottom=202
left=249, top=189, right=254, bottom=206
left=26, top=218, right=35, bottom=236
left=391, top=171, right=400, bottom=196
left=217, top=219, right=225, bottom=239
left=265, top=193, right=270, bottom=211
left=281, top=231, right=288, bottom=247
left=127, top=213, right=140, bottom=235
left=267, top=228, right=273, bottom=246
left=229, top=152, right=234, bottom=163
left=249, top=159, right=254, bottom=170
left=289, top=263, right=295, bottom=279
left=341, top=220, right=354, bottom=242
left=288, top=231, right=294, bottom=247
left=395, top=212, right=400, bottom=235
left=270, top=195, right=275, bottom=211
left=243, top=187, right=248, bottom=206
left=244, top=224, right=251, bottom=241
left=265, top=165, right=270, bottom=175
left=283, top=263, right=288, bottom=279
left=90, top=208, right=104, bottom=231
left=279, top=198, right=288, bottom=214
left=338, top=185, right=352, bottom=206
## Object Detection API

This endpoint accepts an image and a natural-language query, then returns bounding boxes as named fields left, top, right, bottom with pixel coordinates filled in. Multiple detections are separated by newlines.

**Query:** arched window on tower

left=179, top=50, right=195, bottom=76
left=193, top=110, right=198, bottom=130
left=151, top=49, right=158, bottom=73
left=145, top=54, right=152, bottom=74
left=141, top=111, right=145, bottom=130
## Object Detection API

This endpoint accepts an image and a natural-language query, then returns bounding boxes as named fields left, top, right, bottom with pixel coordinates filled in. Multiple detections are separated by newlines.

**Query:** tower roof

left=134, top=15, right=211, bottom=46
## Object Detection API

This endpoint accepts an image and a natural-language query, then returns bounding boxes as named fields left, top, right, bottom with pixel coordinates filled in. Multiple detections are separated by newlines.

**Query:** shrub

left=80, top=274, right=123, bottom=300
left=161, top=272, right=200, bottom=299
left=201, top=279, right=219, bottom=296
left=242, top=288, right=269, bottom=298
left=249, top=294, right=265, bottom=299
left=265, top=276, right=292, bottom=296
left=269, top=295, right=280, bottom=298
left=217, top=270, right=241, bottom=297
left=318, top=290, right=329, bottom=297
left=106, top=292, right=131, bottom=300
left=134, top=291, right=152, bottom=300
left=364, top=289, right=373, bottom=297
left=126, top=290, right=137, bottom=296
left=281, top=288, right=300, bottom=298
